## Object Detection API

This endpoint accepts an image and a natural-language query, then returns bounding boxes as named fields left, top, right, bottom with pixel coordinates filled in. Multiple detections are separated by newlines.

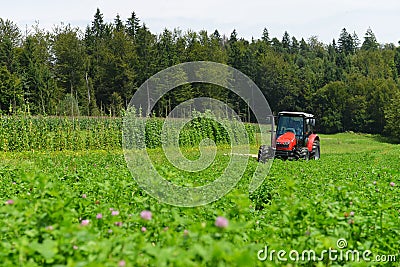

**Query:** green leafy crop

left=0, top=128, right=399, bottom=266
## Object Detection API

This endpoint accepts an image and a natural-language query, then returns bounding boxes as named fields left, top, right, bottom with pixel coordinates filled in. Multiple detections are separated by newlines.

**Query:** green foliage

left=313, top=81, right=346, bottom=133
left=361, top=28, right=379, bottom=51
left=52, top=24, right=90, bottom=115
left=0, top=115, right=258, bottom=152
left=0, top=116, right=121, bottom=152
left=0, top=12, right=399, bottom=138
left=384, top=91, right=400, bottom=140
left=0, top=65, right=22, bottom=112
left=0, top=133, right=399, bottom=265
left=338, top=28, right=357, bottom=55
left=59, top=94, right=80, bottom=116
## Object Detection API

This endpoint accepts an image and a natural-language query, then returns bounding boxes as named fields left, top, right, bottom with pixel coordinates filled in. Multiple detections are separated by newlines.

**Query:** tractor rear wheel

left=311, top=140, right=320, bottom=160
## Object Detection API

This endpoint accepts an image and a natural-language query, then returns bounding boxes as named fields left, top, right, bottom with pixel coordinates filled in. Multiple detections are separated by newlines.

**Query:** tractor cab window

left=305, top=123, right=313, bottom=135
left=277, top=116, right=304, bottom=138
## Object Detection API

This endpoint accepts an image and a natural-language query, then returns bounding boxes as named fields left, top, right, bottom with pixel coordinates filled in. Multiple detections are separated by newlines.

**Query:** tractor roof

left=278, top=111, right=314, bottom=118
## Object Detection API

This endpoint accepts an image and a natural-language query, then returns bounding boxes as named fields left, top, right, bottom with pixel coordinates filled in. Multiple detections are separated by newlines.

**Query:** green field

left=0, top=132, right=399, bottom=266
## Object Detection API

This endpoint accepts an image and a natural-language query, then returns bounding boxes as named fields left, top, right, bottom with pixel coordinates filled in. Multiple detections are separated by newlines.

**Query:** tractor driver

left=288, top=118, right=302, bottom=136
left=294, top=120, right=302, bottom=136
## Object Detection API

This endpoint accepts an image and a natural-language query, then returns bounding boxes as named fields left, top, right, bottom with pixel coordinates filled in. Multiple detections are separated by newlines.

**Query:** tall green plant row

left=0, top=116, right=258, bottom=152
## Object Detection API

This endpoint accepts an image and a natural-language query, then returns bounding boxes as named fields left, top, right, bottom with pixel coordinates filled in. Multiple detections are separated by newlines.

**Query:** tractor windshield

left=276, top=116, right=304, bottom=138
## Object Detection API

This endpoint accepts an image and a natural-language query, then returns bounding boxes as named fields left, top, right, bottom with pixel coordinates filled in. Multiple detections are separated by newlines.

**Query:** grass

left=0, top=133, right=399, bottom=266
left=319, top=133, right=396, bottom=154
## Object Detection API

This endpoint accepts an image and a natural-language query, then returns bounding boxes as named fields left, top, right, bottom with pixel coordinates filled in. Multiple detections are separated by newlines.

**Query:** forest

left=0, top=8, right=399, bottom=138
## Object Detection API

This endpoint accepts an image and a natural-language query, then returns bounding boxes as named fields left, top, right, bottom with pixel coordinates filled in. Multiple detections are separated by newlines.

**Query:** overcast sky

left=1, top=0, right=399, bottom=44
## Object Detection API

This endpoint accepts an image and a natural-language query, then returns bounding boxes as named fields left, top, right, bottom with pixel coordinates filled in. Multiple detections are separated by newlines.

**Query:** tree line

left=0, top=8, right=399, bottom=138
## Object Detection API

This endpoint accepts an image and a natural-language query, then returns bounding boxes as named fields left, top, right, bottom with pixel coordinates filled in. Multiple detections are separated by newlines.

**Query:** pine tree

left=299, top=38, right=308, bottom=56
left=338, top=28, right=355, bottom=55
left=19, top=28, right=58, bottom=115
left=271, top=37, right=282, bottom=52
left=52, top=24, right=88, bottom=114
left=126, top=11, right=140, bottom=40
left=261, top=28, right=270, bottom=45
left=92, top=8, right=105, bottom=38
left=352, top=31, right=360, bottom=51
left=135, top=23, right=156, bottom=85
left=282, top=31, right=291, bottom=50
left=227, top=30, right=243, bottom=69
left=0, top=65, right=21, bottom=113
left=157, top=28, right=177, bottom=68
left=114, top=14, right=124, bottom=32
left=361, top=28, right=379, bottom=50
left=0, top=18, right=20, bottom=73
left=229, top=29, right=238, bottom=43
left=395, top=41, right=400, bottom=77
left=291, top=36, right=299, bottom=53
left=212, top=29, right=220, bottom=40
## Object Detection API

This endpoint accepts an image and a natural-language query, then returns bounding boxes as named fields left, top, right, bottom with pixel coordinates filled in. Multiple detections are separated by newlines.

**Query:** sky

left=1, top=0, right=399, bottom=44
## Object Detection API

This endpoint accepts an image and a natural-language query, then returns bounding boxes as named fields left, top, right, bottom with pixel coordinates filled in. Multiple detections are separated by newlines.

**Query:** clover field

left=0, top=132, right=399, bottom=266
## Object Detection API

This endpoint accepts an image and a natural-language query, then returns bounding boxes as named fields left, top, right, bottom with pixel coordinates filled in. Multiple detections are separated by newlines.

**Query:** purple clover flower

left=215, top=216, right=229, bottom=228
left=111, top=210, right=119, bottom=216
left=140, top=210, right=152, bottom=220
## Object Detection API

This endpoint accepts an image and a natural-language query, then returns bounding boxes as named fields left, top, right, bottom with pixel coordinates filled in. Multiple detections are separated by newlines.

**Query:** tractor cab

left=258, top=111, right=320, bottom=162
left=276, top=111, right=315, bottom=147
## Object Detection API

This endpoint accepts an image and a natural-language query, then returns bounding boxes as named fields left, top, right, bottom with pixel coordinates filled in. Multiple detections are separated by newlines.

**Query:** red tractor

left=258, top=111, right=320, bottom=162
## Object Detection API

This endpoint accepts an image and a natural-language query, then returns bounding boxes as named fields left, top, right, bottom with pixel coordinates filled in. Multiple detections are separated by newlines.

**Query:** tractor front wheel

left=311, top=140, right=320, bottom=160
left=258, top=145, right=273, bottom=163
left=299, top=147, right=309, bottom=160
